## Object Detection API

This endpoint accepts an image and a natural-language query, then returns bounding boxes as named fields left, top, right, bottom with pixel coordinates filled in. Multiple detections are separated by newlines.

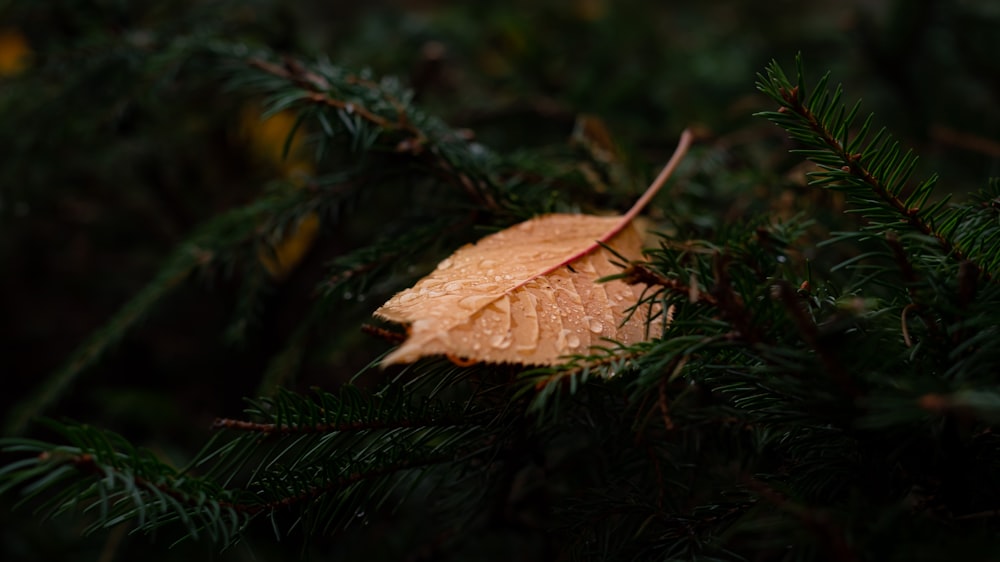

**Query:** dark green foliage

left=4, top=2, right=1000, bottom=562
left=2, top=373, right=500, bottom=546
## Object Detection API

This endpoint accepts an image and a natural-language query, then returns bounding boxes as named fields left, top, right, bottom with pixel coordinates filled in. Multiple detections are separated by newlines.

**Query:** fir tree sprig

left=0, top=422, right=251, bottom=546
left=230, top=50, right=509, bottom=214
left=1, top=382, right=498, bottom=546
left=755, top=54, right=1000, bottom=282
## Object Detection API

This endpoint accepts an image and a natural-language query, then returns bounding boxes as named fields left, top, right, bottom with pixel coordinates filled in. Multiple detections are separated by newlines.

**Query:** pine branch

left=2, top=383, right=499, bottom=546
left=755, top=55, right=994, bottom=281
left=231, top=49, right=509, bottom=214
left=0, top=424, right=249, bottom=545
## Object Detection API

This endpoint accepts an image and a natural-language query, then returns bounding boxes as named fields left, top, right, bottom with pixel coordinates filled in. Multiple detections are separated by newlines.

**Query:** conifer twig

left=246, top=55, right=501, bottom=211
left=220, top=456, right=453, bottom=515
left=745, top=478, right=859, bottom=562
left=772, top=280, right=857, bottom=397
left=775, top=85, right=955, bottom=251
left=247, top=58, right=416, bottom=137
left=884, top=230, right=943, bottom=343
left=758, top=58, right=990, bottom=281
left=210, top=416, right=473, bottom=434
left=711, top=253, right=764, bottom=344
left=624, top=262, right=719, bottom=306
left=56, top=448, right=455, bottom=518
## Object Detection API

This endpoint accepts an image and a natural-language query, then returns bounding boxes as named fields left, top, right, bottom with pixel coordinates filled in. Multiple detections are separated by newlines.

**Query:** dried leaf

left=375, top=130, right=692, bottom=366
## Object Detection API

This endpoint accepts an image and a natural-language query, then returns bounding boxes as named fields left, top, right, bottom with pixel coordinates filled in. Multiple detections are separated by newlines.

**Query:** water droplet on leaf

left=489, top=333, right=512, bottom=349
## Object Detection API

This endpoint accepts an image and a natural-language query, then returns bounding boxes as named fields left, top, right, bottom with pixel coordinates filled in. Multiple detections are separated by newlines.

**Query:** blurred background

left=1, top=0, right=998, bottom=560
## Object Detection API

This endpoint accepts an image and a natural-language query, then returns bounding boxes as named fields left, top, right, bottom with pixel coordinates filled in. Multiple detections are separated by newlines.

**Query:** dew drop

left=588, top=318, right=603, bottom=333
left=556, top=329, right=569, bottom=350
left=489, top=333, right=512, bottom=349
left=479, top=259, right=498, bottom=268
left=398, top=292, right=418, bottom=303
left=437, top=257, right=454, bottom=270
left=444, top=280, right=464, bottom=292
left=567, top=334, right=581, bottom=348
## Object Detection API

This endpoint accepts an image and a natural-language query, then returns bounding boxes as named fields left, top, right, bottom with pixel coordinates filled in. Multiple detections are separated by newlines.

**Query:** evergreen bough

left=3, top=50, right=1000, bottom=561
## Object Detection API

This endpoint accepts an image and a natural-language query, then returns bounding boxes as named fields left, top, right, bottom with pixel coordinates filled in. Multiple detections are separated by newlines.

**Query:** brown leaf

left=374, top=130, right=692, bottom=366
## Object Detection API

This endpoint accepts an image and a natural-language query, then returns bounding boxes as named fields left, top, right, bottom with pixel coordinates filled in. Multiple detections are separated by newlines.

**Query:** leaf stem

left=616, top=128, right=694, bottom=233
left=508, top=129, right=693, bottom=293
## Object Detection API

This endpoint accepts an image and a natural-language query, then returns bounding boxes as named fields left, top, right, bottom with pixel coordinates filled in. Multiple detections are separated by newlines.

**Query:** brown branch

left=772, top=280, right=858, bottom=397
left=247, top=56, right=423, bottom=142
left=745, top=477, right=860, bottom=562
left=657, top=376, right=675, bottom=432
left=930, top=124, right=1000, bottom=159
left=954, top=508, right=1000, bottom=521
left=362, top=323, right=407, bottom=344
left=221, top=455, right=452, bottom=515
left=303, top=91, right=396, bottom=130
left=624, top=263, right=719, bottom=306
left=424, top=152, right=501, bottom=211
left=60, top=453, right=239, bottom=520
left=247, top=56, right=503, bottom=212
left=900, top=303, right=917, bottom=348
left=211, top=415, right=474, bottom=435
left=884, top=231, right=943, bottom=343
left=712, top=253, right=765, bottom=344
left=956, top=260, right=980, bottom=310
left=59, top=449, right=453, bottom=518
left=626, top=255, right=764, bottom=344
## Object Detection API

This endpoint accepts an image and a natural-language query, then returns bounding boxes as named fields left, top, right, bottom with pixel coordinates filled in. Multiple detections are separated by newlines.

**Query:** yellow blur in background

left=0, top=29, right=31, bottom=76
left=239, top=105, right=321, bottom=281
